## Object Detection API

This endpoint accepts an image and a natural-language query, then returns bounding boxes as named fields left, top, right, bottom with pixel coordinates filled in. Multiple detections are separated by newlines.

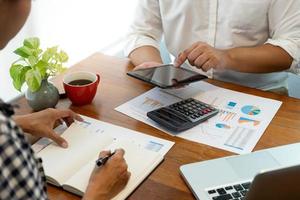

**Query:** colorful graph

left=241, top=105, right=261, bottom=116
left=238, top=117, right=260, bottom=126
left=226, top=101, right=237, bottom=109
left=216, top=123, right=231, bottom=129
left=218, top=110, right=237, bottom=122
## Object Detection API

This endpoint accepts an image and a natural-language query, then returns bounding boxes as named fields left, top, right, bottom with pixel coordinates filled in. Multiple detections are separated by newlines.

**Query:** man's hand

left=13, top=108, right=83, bottom=148
left=175, top=42, right=231, bottom=71
left=83, top=149, right=131, bottom=200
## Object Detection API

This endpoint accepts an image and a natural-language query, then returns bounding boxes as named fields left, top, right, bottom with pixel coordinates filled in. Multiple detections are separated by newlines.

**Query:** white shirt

left=124, top=0, right=300, bottom=90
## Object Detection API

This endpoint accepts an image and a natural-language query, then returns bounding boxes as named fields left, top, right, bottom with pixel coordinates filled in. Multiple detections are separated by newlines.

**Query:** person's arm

left=0, top=113, right=48, bottom=200
left=13, top=108, right=83, bottom=148
left=125, top=0, right=163, bottom=68
left=175, top=0, right=300, bottom=73
left=175, top=42, right=293, bottom=73
left=225, top=44, right=293, bottom=73
left=129, top=46, right=163, bottom=68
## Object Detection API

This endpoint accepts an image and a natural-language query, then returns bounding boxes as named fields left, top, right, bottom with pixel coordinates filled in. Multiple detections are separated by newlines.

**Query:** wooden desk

left=12, top=53, right=300, bottom=200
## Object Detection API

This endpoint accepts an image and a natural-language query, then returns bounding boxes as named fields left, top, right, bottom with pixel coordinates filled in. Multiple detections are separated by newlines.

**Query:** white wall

left=0, top=0, right=137, bottom=101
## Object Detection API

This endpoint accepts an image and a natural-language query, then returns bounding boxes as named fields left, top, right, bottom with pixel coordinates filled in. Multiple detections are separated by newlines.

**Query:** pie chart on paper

left=241, top=105, right=261, bottom=116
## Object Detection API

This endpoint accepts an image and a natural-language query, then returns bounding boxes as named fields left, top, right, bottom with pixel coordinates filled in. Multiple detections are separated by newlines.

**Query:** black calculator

left=147, top=98, right=219, bottom=132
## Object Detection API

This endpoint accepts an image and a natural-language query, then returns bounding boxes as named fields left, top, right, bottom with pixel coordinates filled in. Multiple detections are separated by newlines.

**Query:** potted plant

left=10, top=37, right=68, bottom=111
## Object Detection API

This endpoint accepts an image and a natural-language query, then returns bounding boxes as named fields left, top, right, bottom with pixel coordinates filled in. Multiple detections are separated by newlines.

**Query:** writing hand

left=84, top=149, right=131, bottom=200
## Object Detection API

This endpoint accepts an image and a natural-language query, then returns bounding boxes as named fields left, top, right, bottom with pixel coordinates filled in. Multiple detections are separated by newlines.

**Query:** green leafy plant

left=10, top=37, right=68, bottom=92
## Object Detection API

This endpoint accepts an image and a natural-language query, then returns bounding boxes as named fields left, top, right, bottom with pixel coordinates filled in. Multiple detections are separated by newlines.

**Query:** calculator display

left=127, top=64, right=207, bottom=88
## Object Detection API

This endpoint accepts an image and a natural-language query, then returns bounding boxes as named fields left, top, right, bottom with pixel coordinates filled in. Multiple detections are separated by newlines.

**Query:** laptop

left=180, top=142, right=300, bottom=200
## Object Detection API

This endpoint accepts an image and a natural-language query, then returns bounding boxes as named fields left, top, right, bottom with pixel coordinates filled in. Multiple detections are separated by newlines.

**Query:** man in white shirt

left=125, top=0, right=300, bottom=94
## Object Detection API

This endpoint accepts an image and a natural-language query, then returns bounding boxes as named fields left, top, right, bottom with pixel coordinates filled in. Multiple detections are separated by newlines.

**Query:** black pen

left=95, top=151, right=115, bottom=167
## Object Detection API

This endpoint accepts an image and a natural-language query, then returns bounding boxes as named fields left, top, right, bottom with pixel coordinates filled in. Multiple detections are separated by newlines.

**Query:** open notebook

left=36, top=117, right=174, bottom=199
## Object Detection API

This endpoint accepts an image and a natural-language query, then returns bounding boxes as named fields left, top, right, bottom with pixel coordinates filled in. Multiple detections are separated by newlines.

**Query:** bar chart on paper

left=141, top=97, right=165, bottom=109
left=218, top=110, right=237, bottom=122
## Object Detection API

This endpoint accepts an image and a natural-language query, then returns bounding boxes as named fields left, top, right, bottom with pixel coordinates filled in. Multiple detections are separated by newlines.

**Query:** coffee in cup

left=63, top=71, right=100, bottom=105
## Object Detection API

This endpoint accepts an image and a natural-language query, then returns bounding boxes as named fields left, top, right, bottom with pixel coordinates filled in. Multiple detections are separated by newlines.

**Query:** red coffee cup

left=63, top=71, right=100, bottom=106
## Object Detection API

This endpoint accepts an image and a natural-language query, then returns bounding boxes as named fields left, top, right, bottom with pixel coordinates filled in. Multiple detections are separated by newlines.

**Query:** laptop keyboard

left=206, top=181, right=252, bottom=200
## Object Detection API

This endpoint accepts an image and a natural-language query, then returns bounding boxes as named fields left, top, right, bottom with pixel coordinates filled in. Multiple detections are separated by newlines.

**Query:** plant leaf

left=14, top=46, right=32, bottom=58
left=24, top=37, right=40, bottom=49
left=28, top=55, right=38, bottom=66
left=35, top=60, right=48, bottom=78
left=32, top=48, right=43, bottom=57
left=42, top=46, right=58, bottom=62
left=59, top=50, right=69, bottom=62
left=25, top=69, right=42, bottom=92
left=10, top=64, right=31, bottom=91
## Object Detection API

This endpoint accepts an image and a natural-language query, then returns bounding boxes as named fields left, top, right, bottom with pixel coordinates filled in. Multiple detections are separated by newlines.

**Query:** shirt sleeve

left=0, top=114, right=47, bottom=200
left=265, top=0, right=300, bottom=72
left=124, top=0, right=163, bottom=57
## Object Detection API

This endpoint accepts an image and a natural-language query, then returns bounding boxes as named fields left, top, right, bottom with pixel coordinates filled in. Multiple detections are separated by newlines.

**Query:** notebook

left=36, top=117, right=174, bottom=199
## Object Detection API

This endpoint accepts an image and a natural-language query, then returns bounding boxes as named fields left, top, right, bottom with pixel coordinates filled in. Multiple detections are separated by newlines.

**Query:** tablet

left=127, top=64, right=207, bottom=88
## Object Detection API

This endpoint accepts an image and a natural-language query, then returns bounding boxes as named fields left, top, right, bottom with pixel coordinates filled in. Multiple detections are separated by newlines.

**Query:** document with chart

left=115, top=81, right=282, bottom=154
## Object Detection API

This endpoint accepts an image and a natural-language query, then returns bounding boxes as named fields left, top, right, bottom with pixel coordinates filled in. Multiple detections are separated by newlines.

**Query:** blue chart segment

left=226, top=101, right=237, bottom=109
left=216, top=123, right=231, bottom=129
left=241, top=105, right=261, bottom=116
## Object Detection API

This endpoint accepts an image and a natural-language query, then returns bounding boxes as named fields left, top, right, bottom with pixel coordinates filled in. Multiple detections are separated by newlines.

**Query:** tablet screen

left=127, top=64, right=207, bottom=88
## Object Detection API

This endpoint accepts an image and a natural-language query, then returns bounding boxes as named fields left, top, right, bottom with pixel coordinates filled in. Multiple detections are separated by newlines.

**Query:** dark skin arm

left=175, top=42, right=293, bottom=73
left=225, top=44, right=293, bottom=73
left=129, top=42, right=293, bottom=73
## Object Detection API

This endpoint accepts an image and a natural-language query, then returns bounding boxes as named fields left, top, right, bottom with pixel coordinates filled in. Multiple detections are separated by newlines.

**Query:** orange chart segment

left=238, top=117, right=260, bottom=126
left=219, top=110, right=237, bottom=122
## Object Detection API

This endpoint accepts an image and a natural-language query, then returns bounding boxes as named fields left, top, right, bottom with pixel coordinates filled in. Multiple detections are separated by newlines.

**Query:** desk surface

left=13, top=53, right=300, bottom=200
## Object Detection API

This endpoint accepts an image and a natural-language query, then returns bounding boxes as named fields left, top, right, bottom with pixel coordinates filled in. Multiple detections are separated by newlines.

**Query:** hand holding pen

left=85, top=149, right=131, bottom=200
left=96, top=150, right=116, bottom=166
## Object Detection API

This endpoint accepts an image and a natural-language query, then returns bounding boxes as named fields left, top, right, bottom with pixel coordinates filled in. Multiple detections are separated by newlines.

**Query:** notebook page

left=37, top=123, right=114, bottom=185
left=63, top=139, right=162, bottom=198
